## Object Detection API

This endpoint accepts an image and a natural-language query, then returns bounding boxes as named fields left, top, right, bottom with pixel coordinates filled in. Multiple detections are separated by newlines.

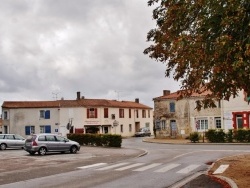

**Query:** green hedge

left=204, top=129, right=250, bottom=143
left=67, top=133, right=122, bottom=147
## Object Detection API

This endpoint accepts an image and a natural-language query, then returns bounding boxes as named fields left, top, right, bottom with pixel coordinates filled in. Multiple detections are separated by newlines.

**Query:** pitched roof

left=2, top=99, right=152, bottom=109
left=154, top=90, right=212, bottom=100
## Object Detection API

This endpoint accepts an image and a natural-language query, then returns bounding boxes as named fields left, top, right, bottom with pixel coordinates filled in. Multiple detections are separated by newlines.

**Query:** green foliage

left=145, top=0, right=250, bottom=109
left=67, top=134, right=122, bottom=147
left=226, top=129, right=234, bottom=143
left=205, top=129, right=250, bottom=143
left=205, top=129, right=226, bottom=143
left=189, top=132, right=199, bottom=143
left=234, top=129, right=250, bottom=142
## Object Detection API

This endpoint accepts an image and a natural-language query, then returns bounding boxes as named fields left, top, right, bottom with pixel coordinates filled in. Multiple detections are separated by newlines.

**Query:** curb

left=214, top=175, right=238, bottom=188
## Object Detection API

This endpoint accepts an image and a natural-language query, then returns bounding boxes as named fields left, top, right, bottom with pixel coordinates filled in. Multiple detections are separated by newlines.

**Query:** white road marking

left=115, top=163, right=144, bottom=171
left=96, top=162, right=130, bottom=170
left=78, top=163, right=107, bottom=169
left=133, top=163, right=162, bottom=172
left=213, top=165, right=229, bottom=174
left=176, top=164, right=200, bottom=174
left=154, top=163, right=180, bottom=173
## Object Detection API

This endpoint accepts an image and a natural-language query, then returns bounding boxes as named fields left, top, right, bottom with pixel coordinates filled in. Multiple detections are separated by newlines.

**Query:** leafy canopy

left=144, top=0, right=250, bottom=109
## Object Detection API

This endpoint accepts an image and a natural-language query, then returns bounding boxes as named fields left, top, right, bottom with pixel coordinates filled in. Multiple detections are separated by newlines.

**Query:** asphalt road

left=0, top=137, right=249, bottom=188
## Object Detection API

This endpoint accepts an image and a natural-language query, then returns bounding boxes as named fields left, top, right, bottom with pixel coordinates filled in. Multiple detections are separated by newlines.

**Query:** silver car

left=0, top=134, right=26, bottom=150
left=24, top=133, right=81, bottom=155
left=135, top=127, right=151, bottom=137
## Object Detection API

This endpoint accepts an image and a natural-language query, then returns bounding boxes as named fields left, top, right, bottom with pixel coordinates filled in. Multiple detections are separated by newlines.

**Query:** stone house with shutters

left=1, top=92, right=153, bottom=138
left=153, top=90, right=222, bottom=138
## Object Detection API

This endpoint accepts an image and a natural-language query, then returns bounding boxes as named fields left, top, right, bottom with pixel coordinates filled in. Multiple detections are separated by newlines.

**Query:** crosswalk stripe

left=176, top=164, right=200, bottom=174
left=133, top=163, right=162, bottom=172
left=96, top=162, right=130, bottom=171
left=115, top=163, right=145, bottom=171
left=213, top=165, right=229, bottom=174
left=78, top=163, right=107, bottom=169
left=154, top=164, right=180, bottom=173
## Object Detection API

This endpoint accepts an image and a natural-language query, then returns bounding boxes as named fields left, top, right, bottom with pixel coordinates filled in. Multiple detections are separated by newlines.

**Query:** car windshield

left=138, top=128, right=145, bottom=132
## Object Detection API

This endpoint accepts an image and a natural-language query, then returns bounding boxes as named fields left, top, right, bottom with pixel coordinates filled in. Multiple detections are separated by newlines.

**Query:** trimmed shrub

left=205, top=129, right=226, bottom=143
left=67, top=133, right=122, bottom=147
left=226, top=129, right=234, bottom=143
left=189, top=132, right=199, bottom=143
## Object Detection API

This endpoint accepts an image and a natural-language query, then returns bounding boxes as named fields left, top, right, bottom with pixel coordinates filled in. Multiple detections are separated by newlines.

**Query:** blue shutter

left=45, top=125, right=51, bottom=133
left=25, top=126, right=30, bottom=135
left=45, top=110, right=50, bottom=119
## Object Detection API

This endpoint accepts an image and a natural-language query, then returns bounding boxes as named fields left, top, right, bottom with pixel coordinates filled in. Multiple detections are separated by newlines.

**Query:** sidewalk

left=142, top=137, right=242, bottom=188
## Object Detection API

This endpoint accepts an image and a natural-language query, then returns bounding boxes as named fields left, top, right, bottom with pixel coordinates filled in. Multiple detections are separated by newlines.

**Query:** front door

left=170, top=120, right=177, bottom=137
left=236, top=115, right=243, bottom=129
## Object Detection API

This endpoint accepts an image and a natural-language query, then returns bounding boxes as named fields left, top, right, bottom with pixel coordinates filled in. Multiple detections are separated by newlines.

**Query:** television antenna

left=52, top=92, right=60, bottom=100
left=115, top=90, right=123, bottom=101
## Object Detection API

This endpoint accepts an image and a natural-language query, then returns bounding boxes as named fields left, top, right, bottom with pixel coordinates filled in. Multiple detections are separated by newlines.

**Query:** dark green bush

left=234, top=129, right=248, bottom=142
left=226, top=129, right=233, bottom=143
left=67, top=133, right=122, bottom=147
left=189, top=132, right=199, bottom=143
left=205, top=129, right=226, bottom=143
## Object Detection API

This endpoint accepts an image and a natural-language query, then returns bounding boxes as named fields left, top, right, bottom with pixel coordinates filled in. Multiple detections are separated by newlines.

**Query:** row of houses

left=1, top=92, right=153, bottom=137
left=1, top=90, right=249, bottom=138
left=154, top=90, right=250, bottom=138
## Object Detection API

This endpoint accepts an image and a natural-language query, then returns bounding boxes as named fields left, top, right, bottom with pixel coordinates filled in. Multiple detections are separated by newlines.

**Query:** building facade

left=1, top=92, right=153, bottom=138
left=153, top=90, right=221, bottom=138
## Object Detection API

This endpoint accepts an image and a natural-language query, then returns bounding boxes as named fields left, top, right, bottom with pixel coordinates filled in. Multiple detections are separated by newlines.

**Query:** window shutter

left=45, top=110, right=50, bottom=119
left=45, top=125, right=51, bottom=133
left=87, top=109, right=89, bottom=118
left=95, top=108, right=98, bottom=118
left=25, top=126, right=30, bottom=135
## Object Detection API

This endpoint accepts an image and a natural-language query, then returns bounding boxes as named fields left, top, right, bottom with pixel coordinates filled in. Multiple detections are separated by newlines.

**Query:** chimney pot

left=163, top=90, right=170, bottom=96
left=135, top=98, right=139, bottom=103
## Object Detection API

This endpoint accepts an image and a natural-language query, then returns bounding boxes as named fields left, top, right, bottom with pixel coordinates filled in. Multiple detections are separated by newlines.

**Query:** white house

left=221, top=90, right=250, bottom=131
left=1, top=92, right=153, bottom=137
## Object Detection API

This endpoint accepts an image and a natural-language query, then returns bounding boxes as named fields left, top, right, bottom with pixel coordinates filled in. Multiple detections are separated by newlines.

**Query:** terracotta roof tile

left=154, top=90, right=212, bottom=100
left=2, top=99, right=152, bottom=109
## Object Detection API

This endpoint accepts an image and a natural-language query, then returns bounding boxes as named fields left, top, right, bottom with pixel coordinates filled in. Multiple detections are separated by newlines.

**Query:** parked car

left=24, top=133, right=81, bottom=155
left=135, top=127, right=151, bottom=137
left=0, top=134, right=26, bottom=150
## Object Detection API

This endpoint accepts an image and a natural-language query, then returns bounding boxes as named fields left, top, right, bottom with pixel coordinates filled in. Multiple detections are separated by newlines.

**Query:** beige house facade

left=1, top=92, right=153, bottom=138
left=154, top=90, right=222, bottom=138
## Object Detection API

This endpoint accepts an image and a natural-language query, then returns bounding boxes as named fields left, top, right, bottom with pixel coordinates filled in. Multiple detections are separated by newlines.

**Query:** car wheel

left=70, top=145, right=78, bottom=154
left=38, top=147, right=47, bottom=155
left=0, top=143, right=7, bottom=150
left=29, top=151, right=36, bottom=155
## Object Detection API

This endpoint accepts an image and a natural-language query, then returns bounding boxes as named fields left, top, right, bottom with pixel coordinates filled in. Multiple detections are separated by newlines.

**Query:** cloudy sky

left=0, top=0, right=180, bottom=109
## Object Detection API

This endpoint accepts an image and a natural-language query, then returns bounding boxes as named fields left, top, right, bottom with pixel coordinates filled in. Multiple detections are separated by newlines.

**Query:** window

left=40, top=125, right=51, bottom=133
left=136, top=110, right=139, bottom=118
left=129, top=124, right=132, bottom=132
left=161, top=120, right=166, bottom=130
left=25, top=126, right=35, bottom=135
left=104, top=108, right=108, bottom=118
left=3, top=111, right=8, bottom=120
left=129, top=109, right=131, bottom=118
left=145, top=122, right=150, bottom=128
left=120, top=124, right=123, bottom=132
left=46, top=135, right=56, bottom=141
left=148, top=110, right=150, bottom=118
left=215, top=117, right=222, bottom=129
left=119, top=109, right=124, bottom=118
left=5, top=135, right=14, bottom=139
left=170, top=102, right=175, bottom=112
left=40, top=110, right=50, bottom=119
left=196, top=119, right=208, bottom=131
left=87, top=108, right=98, bottom=118
left=142, top=110, right=146, bottom=118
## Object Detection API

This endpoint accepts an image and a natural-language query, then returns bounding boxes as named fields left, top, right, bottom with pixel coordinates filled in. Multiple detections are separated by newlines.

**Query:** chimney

left=77, top=91, right=81, bottom=100
left=135, top=98, right=139, bottom=103
left=163, top=90, right=170, bottom=96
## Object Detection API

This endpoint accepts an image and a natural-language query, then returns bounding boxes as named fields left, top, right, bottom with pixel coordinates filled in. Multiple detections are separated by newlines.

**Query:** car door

left=45, top=135, right=58, bottom=151
left=14, top=134, right=25, bottom=148
left=5, top=135, right=15, bottom=147
left=55, top=135, right=70, bottom=151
